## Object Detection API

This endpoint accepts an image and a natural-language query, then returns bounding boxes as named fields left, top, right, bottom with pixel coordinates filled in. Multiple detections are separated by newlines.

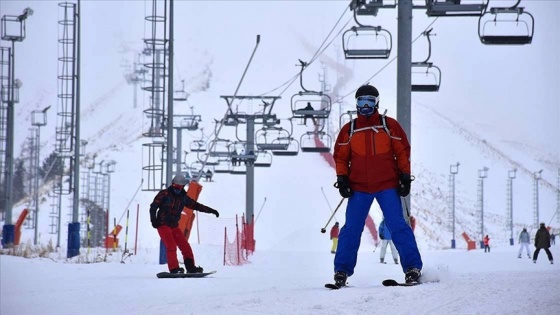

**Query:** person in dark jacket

left=533, top=223, right=553, bottom=264
left=150, top=174, right=220, bottom=273
left=330, top=222, right=339, bottom=254
left=332, top=84, right=422, bottom=286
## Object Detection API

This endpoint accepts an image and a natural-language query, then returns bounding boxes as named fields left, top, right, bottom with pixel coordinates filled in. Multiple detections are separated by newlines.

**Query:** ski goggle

left=356, top=95, right=379, bottom=108
left=171, top=183, right=185, bottom=190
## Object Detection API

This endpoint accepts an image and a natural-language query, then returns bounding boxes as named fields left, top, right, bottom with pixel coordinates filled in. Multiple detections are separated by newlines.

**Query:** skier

left=331, top=84, right=422, bottom=286
left=484, top=235, right=490, bottom=253
left=533, top=223, right=553, bottom=264
left=517, top=228, right=531, bottom=258
left=150, top=174, right=220, bottom=273
left=379, top=219, right=399, bottom=264
left=330, top=222, right=340, bottom=254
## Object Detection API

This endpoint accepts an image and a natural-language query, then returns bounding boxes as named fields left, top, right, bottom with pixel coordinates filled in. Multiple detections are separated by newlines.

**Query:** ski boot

left=380, top=258, right=385, bottom=264
left=185, top=258, right=204, bottom=273
left=405, top=268, right=421, bottom=284
left=551, top=260, right=554, bottom=265
left=334, top=271, right=347, bottom=287
left=394, top=259, right=399, bottom=265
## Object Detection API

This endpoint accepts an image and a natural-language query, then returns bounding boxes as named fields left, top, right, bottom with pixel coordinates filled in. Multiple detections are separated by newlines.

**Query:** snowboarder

left=331, top=84, right=422, bottom=286
left=518, top=228, right=531, bottom=258
left=330, top=222, right=339, bottom=254
left=533, top=223, right=553, bottom=264
left=150, top=174, right=220, bottom=274
left=301, top=102, right=318, bottom=126
left=484, top=235, right=490, bottom=253
left=379, top=219, right=399, bottom=264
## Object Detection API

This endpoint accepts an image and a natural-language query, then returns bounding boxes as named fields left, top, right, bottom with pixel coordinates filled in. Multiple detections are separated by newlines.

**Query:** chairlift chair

left=411, top=62, right=441, bottom=92
left=411, top=28, right=441, bottom=92
left=478, top=6, right=534, bottom=45
left=426, top=0, right=489, bottom=17
left=189, top=140, right=207, bottom=153
left=342, top=26, right=392, bottom=59
left=339, top=110, right=358, bottom=130
left=271, top=137, right=300, bottom=156
left=208, top=139, right=232, bottom=158
left=255, top=128, right=292, bottom=151
left=291, top=92, right=332, bottom=120
left=300, top=132, right=332, bottom=153
left=253, top=150, right=272, bottom=167
left=173, top=79, right=189, bottom=101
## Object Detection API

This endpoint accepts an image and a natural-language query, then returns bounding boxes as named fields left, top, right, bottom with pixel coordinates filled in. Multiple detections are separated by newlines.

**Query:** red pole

left=223, top=227, right=227, bottom=266
left=105, top=211, right=109, bottom=254
left=196, top=210, right=200, bottom=244
left=236, top=214, right=240, bottom=265
left=134, top=204, right=139, bottom=255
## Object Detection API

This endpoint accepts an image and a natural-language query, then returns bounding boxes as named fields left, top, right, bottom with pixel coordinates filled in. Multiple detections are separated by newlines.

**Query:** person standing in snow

left=550, top=231, right=556, bottom=245
left=518, top=228, right=531, bottom=258
left=150, top=174, right=220, bottom=273
left=331, top=84, right=422, bottom=286
left=484, top=235, right=490, bottom=253
left=330, top=222, right=340, bottom=254
left=533, top=223, right=553, bottom=264
left=379, top=219, right=399, bottom=264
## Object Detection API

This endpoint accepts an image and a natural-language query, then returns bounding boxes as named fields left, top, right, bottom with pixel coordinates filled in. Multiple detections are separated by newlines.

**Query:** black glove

left=398, top=173, right=412, bottom=197
left=151, top=219, right=160, bottom=229
left=334, top=175, right=353, bottom=198
left=210, top=209, right=220, bottom=218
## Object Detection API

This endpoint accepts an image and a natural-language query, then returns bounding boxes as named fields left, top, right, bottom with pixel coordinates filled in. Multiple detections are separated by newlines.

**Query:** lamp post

left=478, top=167, right=489, bottom=249
left=1, top=7, right=33, bottom=247
left=31, top=105, right=50, bottom=245
left=533, top=170, right=543, bottom=229
left=507, top=168, right=517, bottom=246
left=450, top=162, right=459, bottom=249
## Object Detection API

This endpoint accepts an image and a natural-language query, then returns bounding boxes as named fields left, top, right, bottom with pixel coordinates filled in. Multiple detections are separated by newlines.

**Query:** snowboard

left=157, top=270, right=217, bottom=278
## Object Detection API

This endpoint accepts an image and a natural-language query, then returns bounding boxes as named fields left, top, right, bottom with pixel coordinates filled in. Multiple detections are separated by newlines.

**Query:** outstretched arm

left=184, top=196, right=220, bottom=217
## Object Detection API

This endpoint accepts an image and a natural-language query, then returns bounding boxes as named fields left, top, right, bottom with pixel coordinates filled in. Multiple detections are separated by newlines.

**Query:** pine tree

left=40, top=151, right=64, bottom=181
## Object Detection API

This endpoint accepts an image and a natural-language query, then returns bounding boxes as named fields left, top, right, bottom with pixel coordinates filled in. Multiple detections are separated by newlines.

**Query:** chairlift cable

left=335, top=17, right=440, bottom=103
left=258, top=5, right=351, bottom=96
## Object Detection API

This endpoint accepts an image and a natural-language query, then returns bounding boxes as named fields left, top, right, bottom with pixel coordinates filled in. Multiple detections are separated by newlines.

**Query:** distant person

left=518, top=228, right=531, bottom=259
left=379, top=219, right=399, bottom=264
left=247, top=150, right=255, bottom=166
left=150, top=174, right=220, bottom=274
left=551, top=232, right=556, bottom=245
left=301, top=102, right=318, bottom=126
left=533, top=223, right=553, bottom=264
left=231, top=149, right=238, bottom=166
left=332, top=84, right=421, bottom=287
left=204, top=169, right=213, bottom=182
left=239, top=149, right=246, bottom=166
left=330, top=222, right=340, bottom=254
left=484, top=235, right=490, bottom=253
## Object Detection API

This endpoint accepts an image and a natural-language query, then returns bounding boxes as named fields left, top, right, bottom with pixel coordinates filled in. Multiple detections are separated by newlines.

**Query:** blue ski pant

left=334, top=189, right=423, bottom=276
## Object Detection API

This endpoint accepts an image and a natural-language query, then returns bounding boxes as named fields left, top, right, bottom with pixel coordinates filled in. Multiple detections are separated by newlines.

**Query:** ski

left=382, top=279, right=418, bottom=287
left=382, top=279, right=439, bottom=287
left=157, top=270, right=217, bottom=279
left=325, top=283, right=342, bottom=290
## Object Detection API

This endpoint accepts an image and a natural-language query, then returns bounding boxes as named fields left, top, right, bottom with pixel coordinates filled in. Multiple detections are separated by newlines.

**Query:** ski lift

left=214, top=159, right=233, bottom=174
left=253, top=150, right=272, bottom=167
left=291, top=60, right=332, bottom=121
left=478, top=3, right=534, bottom=45
left=190, top=140, right=207, bottom=153
left=197, top=153, right=220, bottom=166
left=426, top=0, right=488, bottom=17
left=208, top=138, right=232, bottom=157
left=300, top=131, right=332, bottom=153
left=173, top=80, right=189, bottom=101
left=174, top=115, right=200, bottom=131
left=271, top=137, right=300, bottom=156
left=411, top=29, right=441, bottom=92
left=342, top=7, right=392, bottom=60
left=255, top=127, right=292, bottom=151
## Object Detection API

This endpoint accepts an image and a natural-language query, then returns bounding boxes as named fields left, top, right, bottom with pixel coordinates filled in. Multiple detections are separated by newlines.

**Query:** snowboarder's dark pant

left=533, top=248, right=553, bottom=261
left=484, top=245, right=490, bottom=252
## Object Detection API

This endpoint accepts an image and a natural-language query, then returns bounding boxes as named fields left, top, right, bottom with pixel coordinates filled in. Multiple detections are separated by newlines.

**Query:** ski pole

left=320, top=187, right=338, bottom=221
left=321, top=198, right=345, bottom=233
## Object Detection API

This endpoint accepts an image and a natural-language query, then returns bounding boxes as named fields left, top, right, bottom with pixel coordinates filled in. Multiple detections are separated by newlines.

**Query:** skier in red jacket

left=330, top=222, right=340, bottom=254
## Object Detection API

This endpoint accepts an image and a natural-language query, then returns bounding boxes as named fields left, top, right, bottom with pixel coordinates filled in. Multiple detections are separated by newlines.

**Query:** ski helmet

left=172, top=174, right=188, bottom=186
